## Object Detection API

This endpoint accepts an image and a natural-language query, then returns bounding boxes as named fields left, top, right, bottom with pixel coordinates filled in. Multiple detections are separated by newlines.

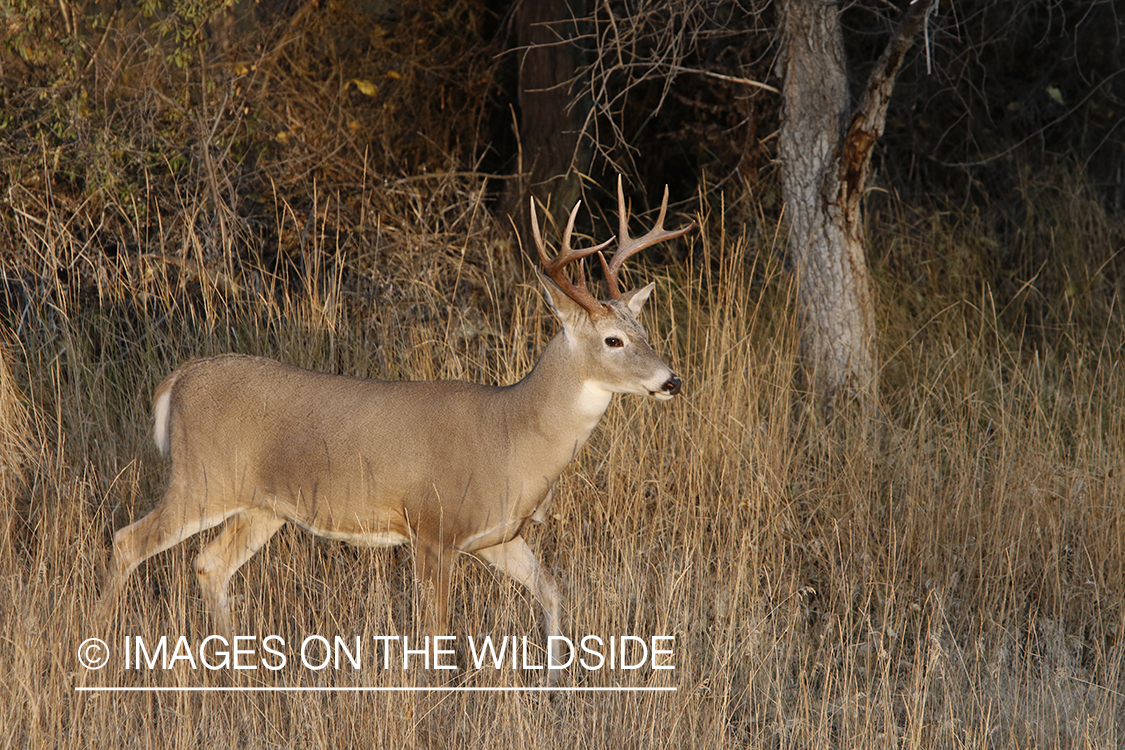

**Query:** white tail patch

left=153, top=386, right=172, bottom=455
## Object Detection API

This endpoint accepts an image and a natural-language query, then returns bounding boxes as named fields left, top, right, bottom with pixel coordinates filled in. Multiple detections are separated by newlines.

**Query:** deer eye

left=605, top=336, right=624, bottom=348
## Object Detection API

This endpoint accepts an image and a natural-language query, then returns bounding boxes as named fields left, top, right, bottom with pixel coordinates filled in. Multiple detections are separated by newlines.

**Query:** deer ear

left=537, top=270, right=589, bottom=328
left=619, top=281, right=656, bottom=316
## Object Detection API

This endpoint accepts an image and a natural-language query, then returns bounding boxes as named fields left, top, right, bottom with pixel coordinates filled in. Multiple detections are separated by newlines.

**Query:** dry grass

left=2, top=1, right=1120, bottom=746
left=1, top=166, right=1122, bottom=749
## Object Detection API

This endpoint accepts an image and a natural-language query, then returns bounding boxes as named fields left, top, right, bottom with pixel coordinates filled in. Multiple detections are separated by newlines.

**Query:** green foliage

left=1, top=0, right=86, bottom=80
left=143, top=0, right=239, bottom=69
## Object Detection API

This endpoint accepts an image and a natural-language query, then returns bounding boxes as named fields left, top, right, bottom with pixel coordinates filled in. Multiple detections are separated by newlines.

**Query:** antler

left=531, top=198, right=614, bottom=316
left=600, top=175, right=696, bottom=299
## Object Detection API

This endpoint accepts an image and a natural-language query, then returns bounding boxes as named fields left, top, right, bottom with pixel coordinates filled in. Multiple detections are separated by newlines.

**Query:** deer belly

left=289, top=519, right=411, bottom=548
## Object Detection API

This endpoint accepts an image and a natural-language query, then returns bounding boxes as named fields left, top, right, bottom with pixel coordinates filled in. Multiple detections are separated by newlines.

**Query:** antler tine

left=604, top=175, right=696, bottom=299
left=530, top=197, right=614, bottom=315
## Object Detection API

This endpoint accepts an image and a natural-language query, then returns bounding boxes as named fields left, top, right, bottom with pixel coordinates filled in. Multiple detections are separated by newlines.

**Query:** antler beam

left=531, top=199, right=614, bottom=316
left=601, top=175, right=696, bottom=299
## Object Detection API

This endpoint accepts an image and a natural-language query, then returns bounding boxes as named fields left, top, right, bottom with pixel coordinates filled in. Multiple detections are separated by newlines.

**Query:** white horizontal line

left=76, top=686, right=676, bottom=693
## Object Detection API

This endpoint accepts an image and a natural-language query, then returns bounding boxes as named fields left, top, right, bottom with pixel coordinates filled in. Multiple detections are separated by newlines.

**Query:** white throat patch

left=577, top=380, right=614, bottom=418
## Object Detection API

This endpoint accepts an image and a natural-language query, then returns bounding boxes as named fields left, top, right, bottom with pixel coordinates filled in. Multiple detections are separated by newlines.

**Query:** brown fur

left=98, top=278, right=683, bottom=679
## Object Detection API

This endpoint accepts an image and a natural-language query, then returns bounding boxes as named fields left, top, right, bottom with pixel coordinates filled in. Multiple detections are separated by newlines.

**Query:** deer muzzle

left=660, top=375, right=682, bottom=397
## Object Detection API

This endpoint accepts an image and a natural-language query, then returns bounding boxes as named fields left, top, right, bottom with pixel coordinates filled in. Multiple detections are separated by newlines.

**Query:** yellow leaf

left=351, top=79, right=378, bottom=96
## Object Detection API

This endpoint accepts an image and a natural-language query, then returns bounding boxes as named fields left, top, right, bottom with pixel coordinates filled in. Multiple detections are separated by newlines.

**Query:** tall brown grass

left=1, top=172, right=1122, bottom=749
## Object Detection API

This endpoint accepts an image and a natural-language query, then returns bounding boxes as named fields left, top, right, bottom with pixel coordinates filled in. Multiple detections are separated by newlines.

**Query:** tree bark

left=777, top=0, right=932, bottom=415
left=501, top=0, right=592, bottom=256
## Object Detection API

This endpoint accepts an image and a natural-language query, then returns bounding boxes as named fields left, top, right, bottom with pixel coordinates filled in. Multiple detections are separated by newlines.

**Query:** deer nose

left=662, top=375, right=682, bottom=396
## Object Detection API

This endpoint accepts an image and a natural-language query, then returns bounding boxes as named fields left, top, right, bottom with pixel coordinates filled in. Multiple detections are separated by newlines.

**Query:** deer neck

left=506, top=331, right=612, bottom=455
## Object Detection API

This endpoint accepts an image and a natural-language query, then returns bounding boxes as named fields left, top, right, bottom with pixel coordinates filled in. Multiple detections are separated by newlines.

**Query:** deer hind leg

left=98, top=483, right=233, bottom=623
left=194, top=508, right=286, bottom=637
left=477, top=535, right=564, bottom=684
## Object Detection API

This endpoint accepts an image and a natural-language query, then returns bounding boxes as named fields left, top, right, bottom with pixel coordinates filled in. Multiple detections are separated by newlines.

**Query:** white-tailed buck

left=99, top=177, right=693, bottom=677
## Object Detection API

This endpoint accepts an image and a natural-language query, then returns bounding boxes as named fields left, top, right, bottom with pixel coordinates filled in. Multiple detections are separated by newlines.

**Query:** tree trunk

left=777, top=0, right=933, bottom=415
left=501, top=0, right=592, bottom=256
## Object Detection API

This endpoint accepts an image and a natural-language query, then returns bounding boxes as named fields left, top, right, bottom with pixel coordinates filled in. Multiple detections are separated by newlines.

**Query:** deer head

left=530, top=175, right=694, bottom=401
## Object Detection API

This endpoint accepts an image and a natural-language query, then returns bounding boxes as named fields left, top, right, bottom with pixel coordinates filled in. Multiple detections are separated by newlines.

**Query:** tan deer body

left=99, top=178, right=692, bottom=678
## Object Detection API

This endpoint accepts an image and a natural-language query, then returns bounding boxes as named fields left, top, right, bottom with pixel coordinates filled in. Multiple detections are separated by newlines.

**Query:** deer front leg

left=414, top=539, right=455, bottom=641
left=477, top=535, right=564, bottom=685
